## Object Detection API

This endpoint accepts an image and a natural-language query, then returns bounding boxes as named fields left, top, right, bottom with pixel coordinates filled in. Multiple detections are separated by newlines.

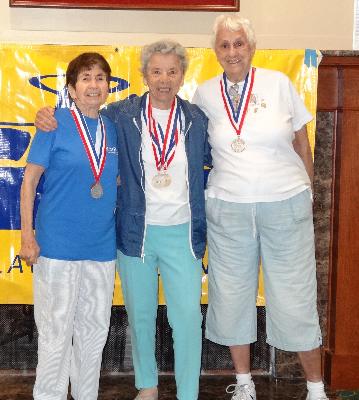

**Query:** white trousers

left=33, top=257, right=115, bottom=400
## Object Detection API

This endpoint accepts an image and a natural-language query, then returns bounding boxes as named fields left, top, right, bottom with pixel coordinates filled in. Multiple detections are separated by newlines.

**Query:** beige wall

left=0, top=0, right=354, bottom=49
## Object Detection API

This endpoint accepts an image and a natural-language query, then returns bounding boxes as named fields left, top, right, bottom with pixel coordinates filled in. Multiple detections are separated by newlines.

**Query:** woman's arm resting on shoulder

left=19, top=163, right=45, bottom=265
left=34, top=106, right=57, bottom=131
left=292, top=125, right=314, bottom=190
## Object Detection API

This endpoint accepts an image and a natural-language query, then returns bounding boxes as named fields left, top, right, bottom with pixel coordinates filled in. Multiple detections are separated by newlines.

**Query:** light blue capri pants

left=205, top=189, right=322, bottom=351
left=117, top=223, right=203, bottom=400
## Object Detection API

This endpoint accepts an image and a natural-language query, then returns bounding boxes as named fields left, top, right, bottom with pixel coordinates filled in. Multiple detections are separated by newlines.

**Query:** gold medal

left=220, top=68, right=256, bottom=154
left=152, top=171, right=172, bottom=189
left=145, top=95, right=179, bottom=191
left=91, top=182, right=103, bottom=199
left=71, top=104, right=107, bottom=200
left=231, top=137, right=246, bottom=153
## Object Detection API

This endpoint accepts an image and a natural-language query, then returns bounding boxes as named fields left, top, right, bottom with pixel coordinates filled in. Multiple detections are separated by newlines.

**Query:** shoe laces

left=226, top=383, right=255, bottom=400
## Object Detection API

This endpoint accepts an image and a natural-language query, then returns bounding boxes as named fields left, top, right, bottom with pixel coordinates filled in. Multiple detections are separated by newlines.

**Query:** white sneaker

left=306, top=393, right=329, bottom=400
left=226, top=380, right=256, bottom=400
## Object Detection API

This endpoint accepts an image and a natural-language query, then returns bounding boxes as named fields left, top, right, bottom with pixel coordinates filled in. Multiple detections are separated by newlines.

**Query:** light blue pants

left=206, top=190, right=322, bottom=351
left=117, top=223, right=203, bottom=400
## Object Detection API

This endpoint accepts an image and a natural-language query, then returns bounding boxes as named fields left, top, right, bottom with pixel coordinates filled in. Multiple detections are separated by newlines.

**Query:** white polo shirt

left=193, top=67, right=313, bottom=203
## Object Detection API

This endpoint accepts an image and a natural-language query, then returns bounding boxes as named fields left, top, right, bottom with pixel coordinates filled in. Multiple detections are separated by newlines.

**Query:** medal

left=91, top=181, right=103, bottom=199
left=220, top=67, right=256, bottom=153
left=70, top=103, right=107, bottom=199
left=231, top=137, right=246, bottom=153
left=152, top=170, right=172, bottom=188
left=142, top=94, right=181, bottom=189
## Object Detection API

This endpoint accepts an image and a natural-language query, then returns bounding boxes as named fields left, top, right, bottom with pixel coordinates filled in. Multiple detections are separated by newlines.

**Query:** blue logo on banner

left=29, top=74, right=129, bottom=109
left=0, top=123, right=43, bottom=230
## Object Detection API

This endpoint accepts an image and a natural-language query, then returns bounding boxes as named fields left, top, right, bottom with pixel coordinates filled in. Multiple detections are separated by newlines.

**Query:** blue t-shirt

left=27, top=108, right=118, bottom=261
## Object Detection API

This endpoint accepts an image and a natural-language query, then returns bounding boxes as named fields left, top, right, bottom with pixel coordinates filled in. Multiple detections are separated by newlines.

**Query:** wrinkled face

left=143, top=53, right=184, bottom=110
left=68, top=64, right=109, bottom=115
left=214, top=26, right=255, bottom=83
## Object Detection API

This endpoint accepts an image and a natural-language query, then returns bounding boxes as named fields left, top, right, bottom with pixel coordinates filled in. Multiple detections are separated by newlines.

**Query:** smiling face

left=214, top=26, right=256, bottom=83
left=68, top=64, right=109, bottom=118
left=143, top=52, right=184, bottom=110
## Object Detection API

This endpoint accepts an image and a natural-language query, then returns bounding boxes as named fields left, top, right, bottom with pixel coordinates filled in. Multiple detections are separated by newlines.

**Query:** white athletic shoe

left=226, top=380, right=256, bottom=400
left=306, top=393, right=329, bottom=400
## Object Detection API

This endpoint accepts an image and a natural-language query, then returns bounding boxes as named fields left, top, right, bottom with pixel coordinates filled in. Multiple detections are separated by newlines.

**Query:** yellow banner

left=0, top=44, right=319, bottom=305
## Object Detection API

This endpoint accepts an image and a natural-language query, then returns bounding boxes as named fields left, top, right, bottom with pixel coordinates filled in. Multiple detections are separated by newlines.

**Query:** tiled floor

left=0, top=371, right=341, bottom=400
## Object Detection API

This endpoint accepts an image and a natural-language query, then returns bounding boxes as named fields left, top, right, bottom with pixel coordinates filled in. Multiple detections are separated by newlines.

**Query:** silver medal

left=152, top=171, right=172, bottom=188
left=231, top=137, right=246, bottom=153
left=91, top=182, right=103, bottom=199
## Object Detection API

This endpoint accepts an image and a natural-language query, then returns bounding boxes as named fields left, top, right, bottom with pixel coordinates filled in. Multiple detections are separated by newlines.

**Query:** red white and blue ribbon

left=70, top=103, right=107, bottom=184
left=220, top=66, right=256, bottom=136
left=142, top=94, right=181, bottom=172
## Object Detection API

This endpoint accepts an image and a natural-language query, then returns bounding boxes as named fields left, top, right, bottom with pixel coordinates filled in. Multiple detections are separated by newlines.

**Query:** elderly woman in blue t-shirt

left=20, top=52, right=118, bottom=400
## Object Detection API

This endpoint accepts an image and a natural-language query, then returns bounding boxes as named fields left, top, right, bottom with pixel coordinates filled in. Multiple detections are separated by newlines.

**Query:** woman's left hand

left=19, top=235, right=40, bottom=265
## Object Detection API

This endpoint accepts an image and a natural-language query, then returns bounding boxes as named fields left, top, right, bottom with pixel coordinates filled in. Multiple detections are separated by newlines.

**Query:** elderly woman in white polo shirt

left=193, top=14, right=328, bottom=400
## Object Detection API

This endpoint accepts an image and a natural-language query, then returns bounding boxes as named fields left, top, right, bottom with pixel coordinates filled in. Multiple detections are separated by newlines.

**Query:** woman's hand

left=19, top=234, right=40, bottom=265
left=20, top=163, right=45, bottom=266
left=35, top=106, right=57, bottom=131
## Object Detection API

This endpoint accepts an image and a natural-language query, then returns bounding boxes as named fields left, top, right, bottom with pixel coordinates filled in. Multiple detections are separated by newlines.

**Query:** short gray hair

left=212, top=14, right=257, bottom=48
left=140, top=40, right=188, bottom=75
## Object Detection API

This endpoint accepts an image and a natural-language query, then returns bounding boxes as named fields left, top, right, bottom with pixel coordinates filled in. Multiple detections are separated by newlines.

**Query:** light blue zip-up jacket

left=102, top=93, right=211, bottom=259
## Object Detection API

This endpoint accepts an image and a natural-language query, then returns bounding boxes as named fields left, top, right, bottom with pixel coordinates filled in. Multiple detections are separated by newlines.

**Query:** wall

left=0, top=0, right=354, bottom=49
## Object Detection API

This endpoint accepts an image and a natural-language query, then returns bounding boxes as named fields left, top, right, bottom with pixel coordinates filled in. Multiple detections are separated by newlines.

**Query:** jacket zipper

left=184, top=120, right=196, bottom=259
left=133, top=117, right=147, bottom=260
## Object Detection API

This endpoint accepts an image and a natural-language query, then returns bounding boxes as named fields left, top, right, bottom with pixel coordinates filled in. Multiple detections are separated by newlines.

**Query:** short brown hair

left=66, top=52, right=111, bottom=87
